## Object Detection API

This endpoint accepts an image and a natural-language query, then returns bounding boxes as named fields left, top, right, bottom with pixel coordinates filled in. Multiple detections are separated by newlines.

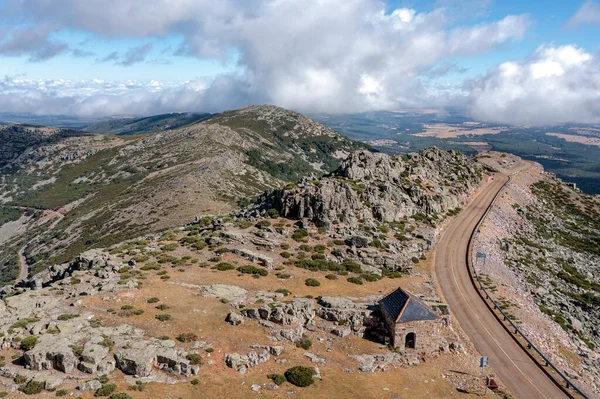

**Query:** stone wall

left=392, top=320, right=442, bottom=355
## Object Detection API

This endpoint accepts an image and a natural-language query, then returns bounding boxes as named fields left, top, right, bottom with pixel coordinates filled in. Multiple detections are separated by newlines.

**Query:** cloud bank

left=0, top=0, right=531, bottom=118
left=468, top=45, right=600, bottom=125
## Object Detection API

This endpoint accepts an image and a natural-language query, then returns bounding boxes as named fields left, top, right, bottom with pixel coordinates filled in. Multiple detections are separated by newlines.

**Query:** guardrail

left=466, top=174, right=590, bottom=399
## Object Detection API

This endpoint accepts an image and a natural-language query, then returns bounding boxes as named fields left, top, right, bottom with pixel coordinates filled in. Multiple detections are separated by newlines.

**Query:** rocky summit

left=263, top=148, right=482, bottom=227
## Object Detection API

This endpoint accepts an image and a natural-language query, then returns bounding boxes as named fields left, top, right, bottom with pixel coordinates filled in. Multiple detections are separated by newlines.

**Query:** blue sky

left=0, top=0, right=599, bottom=124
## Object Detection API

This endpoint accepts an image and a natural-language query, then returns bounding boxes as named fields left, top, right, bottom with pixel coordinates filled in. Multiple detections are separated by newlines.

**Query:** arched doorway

left=405, top=332, right=416, bottom=349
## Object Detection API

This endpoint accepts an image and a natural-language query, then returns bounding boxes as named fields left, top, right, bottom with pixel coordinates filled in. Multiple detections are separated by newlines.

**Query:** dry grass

left=546, top=133, right=600, bottom=147
left=60, top=244, right=485, bottom=399
left=414, top=124, right=504, bottom=139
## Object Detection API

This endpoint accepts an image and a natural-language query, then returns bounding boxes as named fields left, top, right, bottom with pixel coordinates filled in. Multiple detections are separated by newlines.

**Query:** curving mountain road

left=434, top=165, right=568, bottom=399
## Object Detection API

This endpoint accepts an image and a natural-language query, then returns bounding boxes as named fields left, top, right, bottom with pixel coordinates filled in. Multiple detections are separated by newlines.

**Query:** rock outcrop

left=262, top=148, right=482, bottom=228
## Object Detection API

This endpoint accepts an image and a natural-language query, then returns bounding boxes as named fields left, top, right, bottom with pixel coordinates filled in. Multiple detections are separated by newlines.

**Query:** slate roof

left=380, top=287, right=438, bottom=323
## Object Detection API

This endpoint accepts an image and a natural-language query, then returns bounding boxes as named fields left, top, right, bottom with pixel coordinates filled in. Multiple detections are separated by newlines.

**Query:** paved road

left=434, top=166, right=568, bottom=399
left=17, top=244, right=28, bottom=282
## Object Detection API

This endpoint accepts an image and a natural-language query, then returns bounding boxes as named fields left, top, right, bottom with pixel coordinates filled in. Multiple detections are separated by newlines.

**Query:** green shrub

left=280, top=251, right=291, bottom=259
left=268, top=374, right=287, bottom=386
left=56, top=389, right=69, bottom=396
left=347, top=277, right=363, bottom=285
left=360, top=273, right=382, bottom=282
left=10, top=318, right=40, bottom=330
left=161, top=243, right=178, bottom=252
left=15, top=375, right=27, bottom=384
left=237, top=220, right=253, bottom=229
left=95, top=383, right=117, bottom=396
left=155, top=304, right=169, bottom=310
left=295, top=336, right=312, bottom=350
left=411, top=257, right=420, bottom=264
left=275, top=289, right=291, bottom=297
left=112, top=392, right=134, bottom=399
left=255, top=220, right=271, bottom=228
left=147, top=297, right=159, bottom=303
left=0, top=392, right=7, bottom=398
left=191, top=379, right=200, bottom=385
left=19, top=380, right=45, bottom=395
left=342, top=259, right=362, bottom=273
left=213, top=263, right=235, bottom=271
left=314, top=244, right=326, bottom=252
left=205, top=347, right=214, bottom=353
left=284, top=366, right=315, bottom=387
left=305, top=278, right=320, bottom=287
left=266, top=209, right=280, bottom=218
left=140, top=262, right=160, bottom=271
left=20, top=336, right=38, bottom=351
left=186, top=353, right=203, bottom=365
left=215, top=247, right=229, bottom=254
left=280, top=243, right=290, bottom=250
left=176, top=333, right=198, bottom=343
left=292, top=229, right=309, bottom=242
left=325, top=274, right=338, bottom=280
left=155, top=314, right=172, bottom=322
left=127, top=380, right=145, bottom=392
left=69, top=345, right=84, bottom=357
left=120, top=305, right=134, bottom=311
left=132, top=309, right=144, bottom=315
left=57, top=313, right=79, bottom=321
left=237, top=265, right=268, bottom=276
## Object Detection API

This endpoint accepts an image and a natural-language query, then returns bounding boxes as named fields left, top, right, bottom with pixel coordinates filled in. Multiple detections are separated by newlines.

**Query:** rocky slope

left=0, top=105, right=365, bottom=285
left=262, top=148, right=482, bottom=228
left=473, top=156, right=600, bottom=394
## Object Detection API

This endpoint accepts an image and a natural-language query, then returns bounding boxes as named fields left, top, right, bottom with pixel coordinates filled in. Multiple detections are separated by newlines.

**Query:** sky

left=0, top=0, right=599, bottom=125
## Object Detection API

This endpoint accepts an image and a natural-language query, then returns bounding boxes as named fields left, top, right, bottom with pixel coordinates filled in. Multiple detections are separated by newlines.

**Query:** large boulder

left=114, top=346, right=156, bottom=377
left=24, top=340, right=78, bottom=373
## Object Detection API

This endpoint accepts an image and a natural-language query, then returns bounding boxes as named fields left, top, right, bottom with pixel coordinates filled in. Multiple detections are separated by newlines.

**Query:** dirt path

left=433, top=163, right=568, bottom=399
left=17, top=244, right=28, bottom=282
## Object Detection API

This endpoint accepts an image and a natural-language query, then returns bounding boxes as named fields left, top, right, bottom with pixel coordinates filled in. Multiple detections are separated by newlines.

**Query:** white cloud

left=467, top=45, right=600, bottom=125
left=0, top=0, right=530, bottom=116
left=565, top=1, right=600, bottom=28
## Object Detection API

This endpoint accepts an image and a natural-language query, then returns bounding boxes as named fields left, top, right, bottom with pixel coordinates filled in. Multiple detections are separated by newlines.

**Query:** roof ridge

left=394, top=289, right=411, bottom=323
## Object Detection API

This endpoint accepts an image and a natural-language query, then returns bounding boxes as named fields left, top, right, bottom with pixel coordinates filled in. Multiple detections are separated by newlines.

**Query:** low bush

left=57, top=313, right=79, bottom=321
left=284, top=366, right=315, bottom=387
left=266, top=208, right=280, bottom=218
left=275, top=288, right=291, bottom=296
left=19, top=380, right=45, bottom=395
left=186, top=353, right=203, bottom=365
left=295, top=336, right=312, bottom=350
left=95, top=383, right=117, bottom=396
left=147, top=297, right=159, bottom=303
left=155, top=314, right=171, bottom=322
left=305, top=278, right=320, bottom=287
left=176, top=333, right=198, bottom=343
left=292, top=229, right=309, bottom=242
left=237, top=265, right=268, bottom=276
left=213, top=263, right=235, bottom=271
left=267, top=373, right=287, bottom=386
left=20, top=336, right=38, bottom=351
left=111, top=393, right=133, bottom=399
